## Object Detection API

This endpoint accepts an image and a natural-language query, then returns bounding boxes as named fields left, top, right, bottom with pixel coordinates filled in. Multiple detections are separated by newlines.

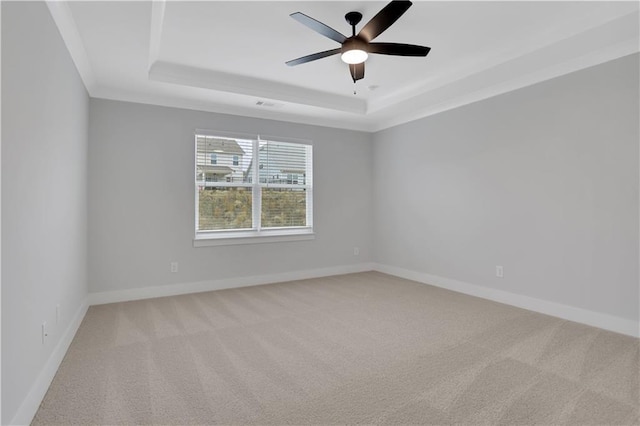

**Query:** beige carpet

left=34, top=272, right=639, bottom=425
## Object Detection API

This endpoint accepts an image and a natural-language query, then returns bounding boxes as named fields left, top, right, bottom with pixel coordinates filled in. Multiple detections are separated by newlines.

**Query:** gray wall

left=88, top=99, right=372, bottom=293
left=2, top=3, right=637, bottom=420
left=1, top=2, right=89, bottom=423
left=373, top=53, right=639, bottom=323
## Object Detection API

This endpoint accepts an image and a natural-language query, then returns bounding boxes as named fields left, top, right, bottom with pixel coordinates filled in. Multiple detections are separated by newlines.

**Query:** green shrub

left=198, top=187, right=306, bottom=230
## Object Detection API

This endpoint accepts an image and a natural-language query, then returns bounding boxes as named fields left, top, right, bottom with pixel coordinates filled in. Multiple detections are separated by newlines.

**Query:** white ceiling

left=48, top=1, right=639, bottom=132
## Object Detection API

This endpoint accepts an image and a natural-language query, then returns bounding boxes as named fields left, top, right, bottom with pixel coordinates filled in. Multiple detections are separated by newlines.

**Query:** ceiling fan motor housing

left=341, top=37, right=368, bottom=55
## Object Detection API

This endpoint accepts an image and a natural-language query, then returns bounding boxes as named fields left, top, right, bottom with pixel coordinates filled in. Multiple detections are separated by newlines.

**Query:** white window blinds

left=195, top=133, right=313, bottom=237
left=258, top=140, right=313, bottom=228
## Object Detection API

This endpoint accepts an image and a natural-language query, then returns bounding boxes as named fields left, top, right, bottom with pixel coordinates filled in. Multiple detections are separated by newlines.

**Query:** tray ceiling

left=47, top=1, right=639, bottom=132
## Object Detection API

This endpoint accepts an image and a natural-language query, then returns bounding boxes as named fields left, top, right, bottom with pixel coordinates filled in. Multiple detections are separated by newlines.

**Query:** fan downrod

left=345, top=11, right=362, bottom=35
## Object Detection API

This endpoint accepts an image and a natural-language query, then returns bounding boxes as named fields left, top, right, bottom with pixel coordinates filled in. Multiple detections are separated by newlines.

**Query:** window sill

left=194, top=228, right=315, bottom=247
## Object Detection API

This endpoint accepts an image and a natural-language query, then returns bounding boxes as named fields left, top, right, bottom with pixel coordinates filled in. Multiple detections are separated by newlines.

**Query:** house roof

left=197, top=165, right=234, bottom=175
left=196, top=137, right=245, bottom=156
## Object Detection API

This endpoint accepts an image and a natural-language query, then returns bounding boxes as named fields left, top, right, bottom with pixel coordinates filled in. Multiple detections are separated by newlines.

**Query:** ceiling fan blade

left=290, top=12, right=347, bottom=44
left=368, top=42, right=430, bottom=56
left=358, top=1, right=412, bottom=42
left=286, top=48, right=341, bottom=66
left=349, top=62, right=364, bottom=83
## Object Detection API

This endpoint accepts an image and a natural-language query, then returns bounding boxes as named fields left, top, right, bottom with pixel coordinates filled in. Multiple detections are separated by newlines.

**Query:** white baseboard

left=12, top=262, right=635, bottom=425
left=373, top=263, right=639, bottom=338
left=89, top=262, right=376, bottom=306
left=10, top=298, right=89, bottom=426
left=9, top=262, right=375, bottom=424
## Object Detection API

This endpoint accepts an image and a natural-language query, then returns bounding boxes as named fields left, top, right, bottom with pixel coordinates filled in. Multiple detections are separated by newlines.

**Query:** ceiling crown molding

left=90, top=85, right=372, bottom=132
left=46, top=1, right=96, bottom=94
left=148, top=60, right=367, bottom=114
left=368, top=11, right=640, bottom=131
left=148, top=0, right=166, bottom=70
left=48, top=2, right=639, bottom=133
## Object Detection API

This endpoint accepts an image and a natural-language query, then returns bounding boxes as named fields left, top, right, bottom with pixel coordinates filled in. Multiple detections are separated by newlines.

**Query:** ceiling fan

left=286, top=0, right=431, bottom=83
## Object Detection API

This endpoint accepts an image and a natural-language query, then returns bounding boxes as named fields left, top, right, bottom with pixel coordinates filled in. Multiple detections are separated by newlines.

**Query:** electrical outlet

left=42, top=322, right=48, bottom=345
left=170, top=262, right=178, bottom=273
left=496, top=265, right=504, bottom=278
left=353, top=247, right=360, bottom=256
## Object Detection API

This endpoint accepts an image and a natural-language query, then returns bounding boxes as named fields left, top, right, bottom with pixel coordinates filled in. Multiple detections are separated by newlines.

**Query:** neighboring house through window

left=194, top=132, right=313, bottom=245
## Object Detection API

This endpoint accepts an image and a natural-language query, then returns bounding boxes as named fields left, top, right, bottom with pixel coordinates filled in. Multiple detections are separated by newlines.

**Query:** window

left=195, top=132, right=313, bottom=245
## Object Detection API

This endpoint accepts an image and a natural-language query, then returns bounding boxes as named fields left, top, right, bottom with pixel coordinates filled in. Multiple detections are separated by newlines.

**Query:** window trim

left=194, top=131, right=313, bottom=246
left=194, top=227, right=315, bottom=247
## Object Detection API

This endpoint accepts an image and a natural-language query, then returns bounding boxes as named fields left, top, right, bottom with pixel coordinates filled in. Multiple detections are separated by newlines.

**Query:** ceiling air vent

left=255, top=100, right=283, bottom=108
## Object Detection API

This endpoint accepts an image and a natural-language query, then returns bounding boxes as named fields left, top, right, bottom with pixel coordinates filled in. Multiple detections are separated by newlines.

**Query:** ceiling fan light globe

left=341, top=49, right=368, bottom=64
